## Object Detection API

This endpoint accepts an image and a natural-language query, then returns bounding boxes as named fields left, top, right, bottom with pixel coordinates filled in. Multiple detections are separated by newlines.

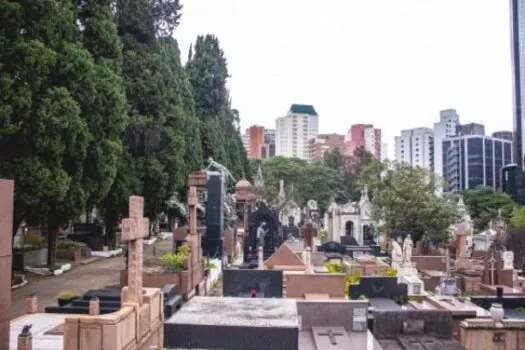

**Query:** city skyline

left=176, top=0, right=513, bottom=159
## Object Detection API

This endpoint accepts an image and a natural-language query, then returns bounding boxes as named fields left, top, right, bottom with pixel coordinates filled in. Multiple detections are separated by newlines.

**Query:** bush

left=345, top=271, right=362, bottom=294
left=325, top=262, right=344, bottom=273
left=383, top=267, right=397, bottom=277
left=204, top=257, right=217, bottom=269
left=57, top=240, right=81, bottom=251
left=23, top=232, right=47, bottom=249
left=160, top=244, right=191, bottom=272
left=57, top=290, right=76, bottom=300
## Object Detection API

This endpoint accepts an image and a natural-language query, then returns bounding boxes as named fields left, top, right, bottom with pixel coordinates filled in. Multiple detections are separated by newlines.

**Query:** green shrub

left=383, top=267, right=397, bottom=277
left=57, top=240, right=81, bottom=251
left=57, top=290, right=76, bottom=300
left=160, top=252, right=185, bottom=272
left=23, top=232, right=47, bottom=249
left=204, top=257, right=217, bottom=269
left=345, top=271, right=363, bottom=294
left=325, top=262, right=344, bottom=273
left=161, top=244, right=191, bottom=272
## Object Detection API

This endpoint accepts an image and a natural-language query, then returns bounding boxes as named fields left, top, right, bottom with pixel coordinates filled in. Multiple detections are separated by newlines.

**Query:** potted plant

left=57, top=290, right=77, bottom=306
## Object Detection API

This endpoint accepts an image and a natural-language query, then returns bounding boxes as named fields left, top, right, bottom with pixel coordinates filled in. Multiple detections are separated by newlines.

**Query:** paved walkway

left=11, top=256, right=124, bottom=320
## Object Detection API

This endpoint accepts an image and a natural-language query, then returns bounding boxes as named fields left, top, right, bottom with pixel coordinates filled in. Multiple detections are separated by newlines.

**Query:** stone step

left=164, top=295, right=183, bottom=318
left=45, top=305, right=120, bottom=315
left=83, top=288, right=121, bottom=302
left=72, top=299, right=121, bottom=308
left=163, top=284, right=181, bottom=302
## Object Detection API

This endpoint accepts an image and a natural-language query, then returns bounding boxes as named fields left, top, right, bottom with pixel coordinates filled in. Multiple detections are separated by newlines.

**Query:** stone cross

left=121, top=196, right=149, bottom=305
left=318, top=329, right=344, bottom=345
left=302, top=223, right=316, bottom=249
left=188, top=187, right=197, bottom=236
left=489, top=254, right=497, bottom=285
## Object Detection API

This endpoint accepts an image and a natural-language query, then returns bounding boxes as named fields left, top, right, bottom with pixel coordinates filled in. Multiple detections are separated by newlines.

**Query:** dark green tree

left=0, top=0, right=108, bottom=266
left=186, top=34, right=249, bottom=180
left=461, top=186, right=515, bottom=232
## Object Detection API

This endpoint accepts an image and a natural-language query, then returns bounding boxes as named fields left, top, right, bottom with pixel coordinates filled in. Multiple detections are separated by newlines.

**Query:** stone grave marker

left=503, top=251, right=514, bottom=269
left=348, top=276, right=408, bottom=300
left=312, top=327, right=351, bottom=348
left=121, top=196, right=149, bottom=305
left=222, top=269, right=283, bottom=298
left=203, top=172, right=225, bottom=258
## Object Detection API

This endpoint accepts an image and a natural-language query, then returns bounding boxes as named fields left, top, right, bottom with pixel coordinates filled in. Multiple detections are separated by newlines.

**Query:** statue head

left=397, top=236, right=403, bottom=244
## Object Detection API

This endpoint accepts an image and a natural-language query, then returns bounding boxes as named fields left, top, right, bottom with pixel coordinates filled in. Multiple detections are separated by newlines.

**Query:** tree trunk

left=105, top=215, right=117, bottom=250
left=47, top=216, right=59, bottom=268
left=86, top=206, right=92, bottom=223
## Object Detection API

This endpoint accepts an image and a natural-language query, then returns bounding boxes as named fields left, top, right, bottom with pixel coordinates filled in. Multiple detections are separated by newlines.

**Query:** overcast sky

left=176, top=0, right=513, bottom=157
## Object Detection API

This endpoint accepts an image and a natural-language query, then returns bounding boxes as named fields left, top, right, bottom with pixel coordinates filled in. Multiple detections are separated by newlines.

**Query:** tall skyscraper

left=275, top=104, right=319, bottom=160
left=442, top=134, right=513, bottom=193
left=510, top=0, right=525, bottom=202
left=395, top=127, right=434, bottom=170
left=433, top=109, right=461, bottom=177
left=344, top=124, right=382, bottom=158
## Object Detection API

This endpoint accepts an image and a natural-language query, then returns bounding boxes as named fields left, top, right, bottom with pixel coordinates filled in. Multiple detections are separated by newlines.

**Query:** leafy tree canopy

left=461, top=186, right=515, bottom=232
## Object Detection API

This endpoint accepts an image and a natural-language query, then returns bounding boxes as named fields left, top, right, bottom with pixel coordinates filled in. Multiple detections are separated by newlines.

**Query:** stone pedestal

left=17, top=335, right=32, bottom=350
left=258, top=246, right=264, bottom=270
left=89, top=297, right=100, bottom=315
left=26, top=296, right=38, bottom=314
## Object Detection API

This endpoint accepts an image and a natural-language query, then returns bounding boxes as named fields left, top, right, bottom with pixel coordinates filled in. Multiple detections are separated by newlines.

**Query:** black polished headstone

left=348, top=277, right=408, bottom=300
left=317, top=241, right=346, bottom=255
left=203, top=173, right=224, bottom=258
left=223, top=269, right=283, bottom=298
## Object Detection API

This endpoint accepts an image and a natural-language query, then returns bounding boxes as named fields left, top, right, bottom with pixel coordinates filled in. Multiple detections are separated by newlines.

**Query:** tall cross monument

left=121, top=196, right=149, bottom=305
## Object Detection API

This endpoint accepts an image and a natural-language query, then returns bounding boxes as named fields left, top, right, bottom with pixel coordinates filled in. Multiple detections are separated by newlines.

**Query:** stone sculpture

left=403, top=234, right=413, bottom=266
left=391, top=237, right=403, bottom=269
left=257, top=222, right=268, bottom=247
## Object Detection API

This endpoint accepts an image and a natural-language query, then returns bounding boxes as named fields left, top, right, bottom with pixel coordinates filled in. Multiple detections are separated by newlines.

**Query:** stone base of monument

left=164, top=296, right=299, bottom=350
left=63, top=287, right=164, bottom=350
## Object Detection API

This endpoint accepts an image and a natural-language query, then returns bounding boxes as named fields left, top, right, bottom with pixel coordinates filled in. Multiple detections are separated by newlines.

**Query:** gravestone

left=244, top=202, right=281, bottom=263
left=341, top=235, right=358, bottom=246
left=222, top=269, right=283, bottom=298
left=0, top=179, right=14, bottom=350
left=121, top=196, right=149, bottom=305
left=203, top=172, right=225, bottom=258
left=317, top=241, right=346, bottom=256
left=348, top=276, right=408, bottom=300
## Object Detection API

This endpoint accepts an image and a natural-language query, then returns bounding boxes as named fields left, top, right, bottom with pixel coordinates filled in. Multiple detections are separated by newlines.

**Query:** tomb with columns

left=323, top=187, right=374, bottom=245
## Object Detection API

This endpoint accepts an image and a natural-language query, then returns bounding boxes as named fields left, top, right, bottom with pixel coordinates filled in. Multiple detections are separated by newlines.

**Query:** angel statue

left=205, top=157, right=236, bottom=184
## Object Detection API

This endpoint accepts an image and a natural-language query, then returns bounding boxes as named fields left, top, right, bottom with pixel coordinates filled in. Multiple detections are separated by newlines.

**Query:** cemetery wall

left=286, top=274, right=346, bottom=298
left=411, top=256, right=446, bottom=271
left=297, top=300, right=367, bottom=331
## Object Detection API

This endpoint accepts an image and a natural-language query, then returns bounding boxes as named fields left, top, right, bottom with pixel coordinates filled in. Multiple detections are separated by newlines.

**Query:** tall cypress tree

left=186, top=35, right=250, bottom=181
left=0, top=0, right=100, bottom=266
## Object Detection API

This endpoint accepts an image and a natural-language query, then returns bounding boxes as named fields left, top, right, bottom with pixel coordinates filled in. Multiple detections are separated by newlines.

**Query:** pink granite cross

left=188, top=187, right=197, bottom=236
left=121, top=196, right=149, bottom=305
